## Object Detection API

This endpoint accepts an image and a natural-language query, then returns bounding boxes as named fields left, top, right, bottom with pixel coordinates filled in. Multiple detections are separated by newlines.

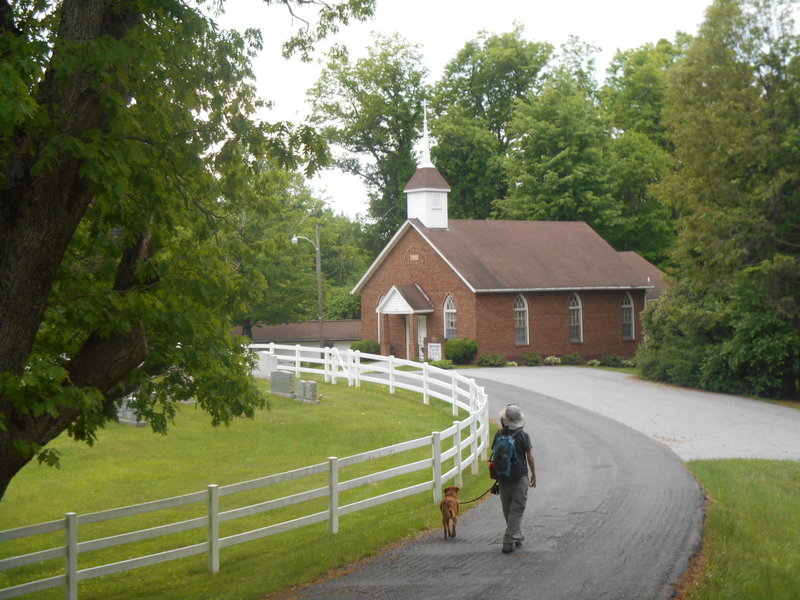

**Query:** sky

left=215, top=0, right=715, bottom=219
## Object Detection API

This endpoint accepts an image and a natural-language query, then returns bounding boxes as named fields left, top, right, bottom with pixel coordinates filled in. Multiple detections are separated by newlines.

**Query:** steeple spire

left=419, top=101, right=434, bottom=168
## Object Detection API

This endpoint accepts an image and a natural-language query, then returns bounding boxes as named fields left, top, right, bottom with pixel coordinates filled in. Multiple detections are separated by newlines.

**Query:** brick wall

left=476, top=290, right=644, bottom=361
left=360, top=226, right=646, bottom=361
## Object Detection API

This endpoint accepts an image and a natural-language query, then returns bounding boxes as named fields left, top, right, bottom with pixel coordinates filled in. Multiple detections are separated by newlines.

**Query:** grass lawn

left=0, top=379, right=490, bottom=599
left=682, top=460, right=800, bottom=600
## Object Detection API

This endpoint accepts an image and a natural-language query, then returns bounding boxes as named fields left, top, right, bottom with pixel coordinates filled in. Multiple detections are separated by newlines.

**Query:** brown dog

left=440, top=486, right=460, bottom=539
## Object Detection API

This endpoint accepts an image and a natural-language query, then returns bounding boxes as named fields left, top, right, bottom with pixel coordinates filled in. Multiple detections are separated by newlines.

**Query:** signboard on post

left=427, top=343, right=442, bottom=362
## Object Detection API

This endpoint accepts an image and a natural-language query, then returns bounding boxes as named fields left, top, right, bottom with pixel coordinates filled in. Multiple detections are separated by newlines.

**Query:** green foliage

left=325, top=287, right=361, bottom=320
left=431, top=25, right=552, bottom=217
left=597, top=354, right=625, bottom=368
left=639, top=0, right=800, bottom=399
left=496, top=47, right=623, bottom=243
left=429, top=359, right=454, bottom=370
left=308, top=33, right=428, bottom=251
left=700, top=257, right=800, bottom=397
left=351, top=339, right=380, bottom=354
left=0, top=0, right=376, bottom=499
left=476, top=353, right=508, bottom=367
left=444, top=338, right=478, bottom=364
left=561, top=353, right=586, bottom=366
left=518, top=352, right=543, bottom=366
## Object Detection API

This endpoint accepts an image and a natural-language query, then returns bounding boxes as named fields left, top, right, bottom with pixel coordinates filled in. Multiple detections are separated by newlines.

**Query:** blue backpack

left=489, top=428, right=524, bottom=479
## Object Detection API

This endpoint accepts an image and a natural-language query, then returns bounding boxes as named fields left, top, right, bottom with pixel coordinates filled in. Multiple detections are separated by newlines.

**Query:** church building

left=351, top=127, right=664, bottom=363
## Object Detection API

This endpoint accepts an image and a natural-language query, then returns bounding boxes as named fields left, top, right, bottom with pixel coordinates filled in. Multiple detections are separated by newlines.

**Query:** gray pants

left=499, top=475, right=529, bottom=545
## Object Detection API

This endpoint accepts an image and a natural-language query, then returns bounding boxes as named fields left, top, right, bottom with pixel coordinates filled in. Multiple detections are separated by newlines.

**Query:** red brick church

left=351, top=137, right=665, bottom=363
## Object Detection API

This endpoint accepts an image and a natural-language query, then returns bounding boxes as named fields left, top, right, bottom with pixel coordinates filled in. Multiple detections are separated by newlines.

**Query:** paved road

left=470, top=367, right=800, bottom=461
left=283, top=369, right=716, bottom=600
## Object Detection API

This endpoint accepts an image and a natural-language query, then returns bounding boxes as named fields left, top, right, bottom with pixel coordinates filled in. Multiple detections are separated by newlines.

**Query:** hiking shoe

left=514, top=534, right=525, bottom=548
left=502, top=543, right=514, bottom=553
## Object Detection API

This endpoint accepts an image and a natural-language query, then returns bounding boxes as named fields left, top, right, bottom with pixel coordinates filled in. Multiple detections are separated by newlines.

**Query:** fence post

left=294, top=345, right=301, bottom=378
left=453, top=421, right=463, bottom=488
left=328, top=457, right=339, bottom=534
left=354, top=350, right=361, bottom=387
left=66, top=512, right=78, bottom=600
left=432, top=432, right=442, bottom=504
left=422, top=362, right=430, bottom=405
left=208, top=484, right=220, bottom=574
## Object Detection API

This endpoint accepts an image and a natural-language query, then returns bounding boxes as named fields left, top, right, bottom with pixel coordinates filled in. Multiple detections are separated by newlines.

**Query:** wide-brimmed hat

left=500, top=404, right=526, bottom=430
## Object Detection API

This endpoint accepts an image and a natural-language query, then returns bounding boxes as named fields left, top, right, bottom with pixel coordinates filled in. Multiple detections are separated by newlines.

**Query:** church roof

left=403, top=167, right=451, bottom=192
left=376, top=284, right=434, bottom=314
left=618, top=251, right=669, bottom=299
left=352, top=219, right=656, bottom=294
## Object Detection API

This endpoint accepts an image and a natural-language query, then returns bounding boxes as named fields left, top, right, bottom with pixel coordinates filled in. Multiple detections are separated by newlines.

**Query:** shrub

left=598, top=354, right=625, bottom=368
left=444, top=338, right=478, bottom=364
left=561, top=353, right=585, bottom=366
left=544, top=355, right=561, bottom=366
left=429, top=359, right=454, bottom=369
left=350, top=339, right=380, bottom=354
left=518, top=352, right=542, bottom=366
left=587, top=359, right=601, bottom=367
left=477, top=353, right=508, bottom=367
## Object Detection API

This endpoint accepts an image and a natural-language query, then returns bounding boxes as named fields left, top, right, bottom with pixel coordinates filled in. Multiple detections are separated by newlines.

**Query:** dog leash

left=459, top=484, right=497, bottom=504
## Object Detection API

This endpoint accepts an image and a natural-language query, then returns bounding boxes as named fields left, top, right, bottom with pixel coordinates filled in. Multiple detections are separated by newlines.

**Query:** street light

left=291, top=224, right=324, bottom=348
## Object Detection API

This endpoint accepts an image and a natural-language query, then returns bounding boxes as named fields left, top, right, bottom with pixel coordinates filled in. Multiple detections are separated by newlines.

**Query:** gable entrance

left=375, top=284, right=433, bottom=360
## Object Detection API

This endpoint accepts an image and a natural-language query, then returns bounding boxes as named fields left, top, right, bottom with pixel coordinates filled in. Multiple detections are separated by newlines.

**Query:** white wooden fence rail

left=0, top=345, right=490, bottom=600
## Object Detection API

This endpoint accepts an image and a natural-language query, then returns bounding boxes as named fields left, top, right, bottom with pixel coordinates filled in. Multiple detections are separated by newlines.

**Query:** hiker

left=492, top=403, right=536, bottom=553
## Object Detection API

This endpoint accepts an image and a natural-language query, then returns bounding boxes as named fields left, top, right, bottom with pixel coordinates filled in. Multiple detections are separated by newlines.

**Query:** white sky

left=216, top=0, right=714, bottom=219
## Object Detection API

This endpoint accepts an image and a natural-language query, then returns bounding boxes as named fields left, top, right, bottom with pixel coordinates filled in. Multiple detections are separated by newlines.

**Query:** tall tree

left=0, top=0, right=375, bottom=501
left=232, top=170, right=326, bottom=339
left=430, top=25, right=553, bottom=218
left=601, top=38, right=690, bottom=265
left=308, top=33, right=427, bottom=251
left=638, top=0, right=800, bottom=398
left=496, top=39, right=624, bottom=244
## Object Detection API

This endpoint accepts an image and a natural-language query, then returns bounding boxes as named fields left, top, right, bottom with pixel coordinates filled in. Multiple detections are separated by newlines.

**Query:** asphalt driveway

left=272, top=367, right=800, bottom=600
left=470, top=367, right=800, bottom=462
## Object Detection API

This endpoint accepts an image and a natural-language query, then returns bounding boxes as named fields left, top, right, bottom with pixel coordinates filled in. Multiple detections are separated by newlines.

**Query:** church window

left=622, top=292, right=635, bottom=340
left=569, top=293, right=583, bottom=343
left=514, top=295, right=529, bottom=346
left=444, top=295, right=457, bottom=339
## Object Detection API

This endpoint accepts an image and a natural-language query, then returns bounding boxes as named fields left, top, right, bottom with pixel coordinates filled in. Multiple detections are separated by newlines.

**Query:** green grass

left=0, top=379, right=490, bottom=600
left=683, top=460, right=800, bottom=600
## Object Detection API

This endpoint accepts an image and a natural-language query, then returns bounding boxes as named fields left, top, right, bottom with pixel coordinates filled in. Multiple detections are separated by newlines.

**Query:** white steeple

left=404, top=101, right=450, bottom=229
left=419, top=102, right=434, bottom=168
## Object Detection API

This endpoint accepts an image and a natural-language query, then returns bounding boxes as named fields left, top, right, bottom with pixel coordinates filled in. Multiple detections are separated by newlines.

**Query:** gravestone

left=296, top=380, right=319, bottom=404
left=270, top=370, right=295, bottom=396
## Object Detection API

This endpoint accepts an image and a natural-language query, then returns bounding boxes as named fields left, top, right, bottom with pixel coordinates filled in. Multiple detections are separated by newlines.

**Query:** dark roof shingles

left=416, top=220, right=651, bottom=291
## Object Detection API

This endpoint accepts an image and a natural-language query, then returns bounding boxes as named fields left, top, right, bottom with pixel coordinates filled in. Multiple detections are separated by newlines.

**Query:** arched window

left=569, top=293, right=583, bottom=343
left=514, top=294, right=529, bottom=346
left=444, top=295, right=457, bottom=339
left=622, top=292, right=635, bottom=340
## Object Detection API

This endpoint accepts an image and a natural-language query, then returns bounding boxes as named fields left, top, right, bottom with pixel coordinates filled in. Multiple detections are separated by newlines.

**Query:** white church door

left=417, top=315, right=427, bottom=360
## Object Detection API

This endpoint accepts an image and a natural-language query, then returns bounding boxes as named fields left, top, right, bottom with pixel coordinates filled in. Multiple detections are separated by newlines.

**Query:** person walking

left=493, top=404, right=536, bottom=553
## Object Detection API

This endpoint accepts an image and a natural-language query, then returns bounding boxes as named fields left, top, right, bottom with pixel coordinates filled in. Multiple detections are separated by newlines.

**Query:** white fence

left=0, top=345, right=490, bottom=599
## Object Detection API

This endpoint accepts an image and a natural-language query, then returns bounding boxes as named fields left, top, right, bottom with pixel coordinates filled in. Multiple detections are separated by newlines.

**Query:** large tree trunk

left=0, top=1, right=143, bottom=500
